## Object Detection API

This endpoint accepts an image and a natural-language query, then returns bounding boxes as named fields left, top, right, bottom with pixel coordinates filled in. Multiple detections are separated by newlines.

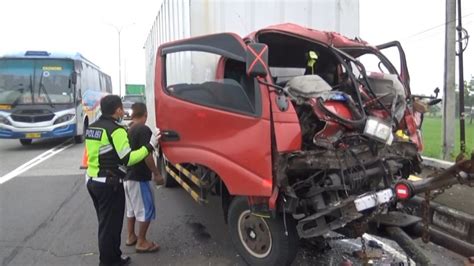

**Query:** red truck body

left=153, top=23, right=425, bottom=265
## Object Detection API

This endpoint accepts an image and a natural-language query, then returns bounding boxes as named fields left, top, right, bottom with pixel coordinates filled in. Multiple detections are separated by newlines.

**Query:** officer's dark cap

left=100, top=95, right=123, bottom=116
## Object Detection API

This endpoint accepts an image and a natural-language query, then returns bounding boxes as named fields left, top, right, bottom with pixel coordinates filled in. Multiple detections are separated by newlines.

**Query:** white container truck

left=143, top=0, right=360, bottom=128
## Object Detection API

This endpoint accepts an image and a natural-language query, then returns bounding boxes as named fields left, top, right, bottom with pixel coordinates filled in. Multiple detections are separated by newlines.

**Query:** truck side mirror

left=246, top=43, right=269, bottom=77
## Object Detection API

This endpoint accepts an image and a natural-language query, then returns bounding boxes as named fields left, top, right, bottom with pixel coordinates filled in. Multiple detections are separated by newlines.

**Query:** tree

left=428, top=104, right=441, bottom=117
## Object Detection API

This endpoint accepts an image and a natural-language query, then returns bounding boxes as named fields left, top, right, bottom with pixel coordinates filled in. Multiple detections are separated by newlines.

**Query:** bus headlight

left=54, top=114, right=75, bottom=125
left=0, top=115, right=11, bottom=126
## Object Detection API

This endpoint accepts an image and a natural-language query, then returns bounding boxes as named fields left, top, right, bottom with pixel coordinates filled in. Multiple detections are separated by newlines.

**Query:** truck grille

left=11, top=109, right=54, bottom=123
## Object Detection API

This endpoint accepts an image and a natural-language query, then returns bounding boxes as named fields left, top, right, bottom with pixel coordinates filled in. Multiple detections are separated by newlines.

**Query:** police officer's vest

left=85, top=116, right=128, bottom=179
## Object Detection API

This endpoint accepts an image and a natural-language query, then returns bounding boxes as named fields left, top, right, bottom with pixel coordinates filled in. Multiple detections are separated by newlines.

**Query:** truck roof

left=248, top=23, right=369, bottom=48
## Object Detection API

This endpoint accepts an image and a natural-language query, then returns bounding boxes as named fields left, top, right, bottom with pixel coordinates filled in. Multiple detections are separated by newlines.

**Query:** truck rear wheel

left=228, top=197, right=298, bottom=266
left=160, top=156, right=178, bottom=187
left=20, top=139, right=32, bottom=146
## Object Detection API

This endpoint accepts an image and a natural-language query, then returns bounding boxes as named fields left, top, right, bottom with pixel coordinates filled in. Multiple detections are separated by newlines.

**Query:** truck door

left=376, top=41, right=424, bottom=149
left=155, top=33, right=273, bottom=196
left=376, top=41, right=411, bottom=95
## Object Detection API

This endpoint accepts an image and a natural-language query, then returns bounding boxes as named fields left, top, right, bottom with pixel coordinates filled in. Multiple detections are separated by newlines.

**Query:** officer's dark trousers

left=87, top=179, right=125, bottom=265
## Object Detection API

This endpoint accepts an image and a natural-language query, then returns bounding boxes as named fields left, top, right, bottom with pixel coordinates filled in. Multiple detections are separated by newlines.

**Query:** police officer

left=85, top=95, right=160, bottom=266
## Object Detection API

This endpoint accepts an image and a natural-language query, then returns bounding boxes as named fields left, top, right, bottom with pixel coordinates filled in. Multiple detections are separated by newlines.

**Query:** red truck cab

left=154, top=23, right=424, bottom=265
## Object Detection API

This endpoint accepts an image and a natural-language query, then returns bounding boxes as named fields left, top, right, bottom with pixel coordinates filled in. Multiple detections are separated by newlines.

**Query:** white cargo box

left=144, top=0, right=360, bottom=128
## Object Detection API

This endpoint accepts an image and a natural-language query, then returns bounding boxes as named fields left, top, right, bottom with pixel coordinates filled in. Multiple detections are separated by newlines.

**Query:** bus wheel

left=228, top=197, right=298, bottom=266
left=20, top=139, right=32, bottom=146
left=74, top=135, right=85, bottom=144
left=74, top=122, right=88, bottom=144
left=160, top=156, right=178, bottom=188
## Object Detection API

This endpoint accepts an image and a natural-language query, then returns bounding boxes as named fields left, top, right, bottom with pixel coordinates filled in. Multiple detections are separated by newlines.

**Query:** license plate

left=354, top=189, right=393, bottom=212
left=25, top=133, right=41, bottom=139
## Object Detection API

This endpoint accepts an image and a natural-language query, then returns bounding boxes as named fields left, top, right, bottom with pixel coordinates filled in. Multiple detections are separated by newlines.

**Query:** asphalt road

left=0, top=138, right=468, bottom=266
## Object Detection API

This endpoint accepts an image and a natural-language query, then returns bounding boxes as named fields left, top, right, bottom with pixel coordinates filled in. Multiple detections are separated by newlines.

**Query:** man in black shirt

left=123, top=102, right=164, bottom=253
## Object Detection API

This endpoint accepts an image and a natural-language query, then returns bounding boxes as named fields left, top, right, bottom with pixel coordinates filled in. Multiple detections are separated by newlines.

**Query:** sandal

left=136, top=242, right=160, bottom=253
left=125, top=238, right=137, bottom=246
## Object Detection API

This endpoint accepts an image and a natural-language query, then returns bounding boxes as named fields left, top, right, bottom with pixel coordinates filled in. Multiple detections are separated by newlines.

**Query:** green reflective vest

left=85, top=116, right=152, bottom=178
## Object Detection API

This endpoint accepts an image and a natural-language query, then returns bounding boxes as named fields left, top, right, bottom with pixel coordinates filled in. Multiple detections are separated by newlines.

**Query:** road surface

left=0, top=138, right=467, bottom=266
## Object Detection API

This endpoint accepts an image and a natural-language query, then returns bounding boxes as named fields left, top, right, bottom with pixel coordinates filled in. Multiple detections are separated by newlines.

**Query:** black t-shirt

left=127, top=123, right=152, bottom=181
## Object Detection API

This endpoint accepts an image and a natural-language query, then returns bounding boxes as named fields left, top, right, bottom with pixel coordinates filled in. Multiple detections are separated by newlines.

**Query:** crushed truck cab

left=154, top=23, right=438, bottom=265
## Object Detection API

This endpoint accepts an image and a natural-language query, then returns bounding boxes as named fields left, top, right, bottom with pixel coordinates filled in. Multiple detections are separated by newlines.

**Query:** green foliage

left=421, top=116, right=474, bottom=160
left=427, top=104, right=441, bottom=117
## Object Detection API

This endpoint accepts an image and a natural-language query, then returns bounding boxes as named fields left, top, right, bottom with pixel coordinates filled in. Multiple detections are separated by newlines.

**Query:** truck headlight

left=363, top=116, right=394, bottom=145
left=54, top=114, right=75, bottom=125
left=0, top=115, right=11, bottom=126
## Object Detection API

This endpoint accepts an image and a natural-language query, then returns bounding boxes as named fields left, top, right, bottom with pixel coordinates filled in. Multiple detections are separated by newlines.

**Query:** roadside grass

left=421, top=116, right=474, bottom=160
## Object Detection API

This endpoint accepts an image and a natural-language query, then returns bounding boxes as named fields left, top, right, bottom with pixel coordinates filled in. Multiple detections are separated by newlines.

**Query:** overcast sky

left=0, top=0, right=472, bottom=96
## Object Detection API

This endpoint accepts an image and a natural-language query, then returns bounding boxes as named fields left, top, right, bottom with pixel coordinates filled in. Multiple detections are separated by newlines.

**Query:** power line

left=403, top=12, right=474, bottom=40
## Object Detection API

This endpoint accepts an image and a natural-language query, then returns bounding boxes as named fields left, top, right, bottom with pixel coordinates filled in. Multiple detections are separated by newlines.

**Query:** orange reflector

left=395, top=183, right=410, bottom=200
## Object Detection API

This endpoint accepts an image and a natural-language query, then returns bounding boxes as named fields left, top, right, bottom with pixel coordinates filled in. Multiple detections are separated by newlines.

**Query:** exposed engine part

left=278, top=92, right=421, bottom=238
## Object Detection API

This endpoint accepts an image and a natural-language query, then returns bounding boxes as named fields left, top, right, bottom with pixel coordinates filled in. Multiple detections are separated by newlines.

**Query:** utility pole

left=118, top=30, right=122, bottom=97
left=456, top=0, right=468, bottom=157
left=442, top=0, right=456, bottom=160
left=104, top=22, right=135, bottom=97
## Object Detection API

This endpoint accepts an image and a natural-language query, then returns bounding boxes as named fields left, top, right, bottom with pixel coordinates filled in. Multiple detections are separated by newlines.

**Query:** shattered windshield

left=0, top=59, right=74, bottom=105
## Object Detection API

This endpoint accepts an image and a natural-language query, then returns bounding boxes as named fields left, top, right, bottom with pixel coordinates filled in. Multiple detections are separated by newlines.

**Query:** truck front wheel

left=228, top=197, right=298, bottom=266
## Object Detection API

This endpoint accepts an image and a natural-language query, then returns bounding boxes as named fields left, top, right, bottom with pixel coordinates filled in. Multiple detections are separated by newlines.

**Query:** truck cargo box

left=144, top=0, right=360, bottom=128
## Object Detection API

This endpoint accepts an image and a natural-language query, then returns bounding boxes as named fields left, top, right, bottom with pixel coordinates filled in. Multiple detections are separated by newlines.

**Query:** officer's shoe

left=119, top=255, right=131, bottom=265
left=99, top=256, right=131, bottom=266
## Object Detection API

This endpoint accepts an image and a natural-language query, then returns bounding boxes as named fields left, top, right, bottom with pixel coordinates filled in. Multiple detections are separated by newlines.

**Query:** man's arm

left=111, top=127, right=153, bottom=166
left=144, top=154, right=164, bottom=184
left=144, top=154, right=159, bottom=175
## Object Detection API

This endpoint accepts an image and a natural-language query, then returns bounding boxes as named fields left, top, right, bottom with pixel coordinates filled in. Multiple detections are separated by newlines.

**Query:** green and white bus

left=0, top=51, right=112, bottom=145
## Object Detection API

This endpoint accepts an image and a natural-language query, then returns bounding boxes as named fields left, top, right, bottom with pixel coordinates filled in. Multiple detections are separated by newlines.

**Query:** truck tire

left=228, top=197, right=298, bottom=266
left=160, top=156, right=178, bottom=188
left=20, top=139, right=32, bottom=146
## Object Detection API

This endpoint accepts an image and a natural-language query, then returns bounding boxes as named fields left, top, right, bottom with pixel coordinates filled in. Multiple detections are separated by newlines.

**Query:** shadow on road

left=1, top=137, right=74, bottom=152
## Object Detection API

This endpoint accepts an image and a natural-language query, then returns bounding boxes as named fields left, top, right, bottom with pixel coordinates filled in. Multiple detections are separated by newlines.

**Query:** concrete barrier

left=421, top=156, right=454, bottom=169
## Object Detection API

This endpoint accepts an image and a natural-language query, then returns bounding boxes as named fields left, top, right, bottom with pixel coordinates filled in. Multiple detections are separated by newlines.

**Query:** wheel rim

left=237, top=210, right=272, bottom=258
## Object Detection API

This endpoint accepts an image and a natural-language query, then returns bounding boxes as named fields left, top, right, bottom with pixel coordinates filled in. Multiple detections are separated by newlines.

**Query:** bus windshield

left=0, top=59, right=74, bottom=105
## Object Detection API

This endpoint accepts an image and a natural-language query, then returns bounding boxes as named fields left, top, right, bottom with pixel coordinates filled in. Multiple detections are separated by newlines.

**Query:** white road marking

left=0, top=140, right=74, bottom=185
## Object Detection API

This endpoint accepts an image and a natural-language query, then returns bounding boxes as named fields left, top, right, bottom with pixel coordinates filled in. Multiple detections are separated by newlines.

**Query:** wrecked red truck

left=152, top=23, right=446, bottom=265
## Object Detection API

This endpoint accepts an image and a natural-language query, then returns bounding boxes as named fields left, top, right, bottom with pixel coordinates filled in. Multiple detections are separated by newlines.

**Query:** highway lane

left=0, top=139, right=468, bottom=265
left=0, top=138, right=77, bottom=178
